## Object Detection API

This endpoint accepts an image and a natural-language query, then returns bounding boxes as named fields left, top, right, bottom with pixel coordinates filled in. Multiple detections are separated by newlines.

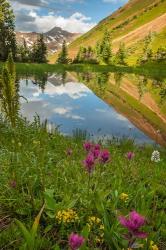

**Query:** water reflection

left=18, top=71, right=166, bottom=145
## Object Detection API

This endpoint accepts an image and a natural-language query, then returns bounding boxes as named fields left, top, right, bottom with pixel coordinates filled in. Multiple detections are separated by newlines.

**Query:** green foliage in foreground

left=0, top=116, right=166, bottom=249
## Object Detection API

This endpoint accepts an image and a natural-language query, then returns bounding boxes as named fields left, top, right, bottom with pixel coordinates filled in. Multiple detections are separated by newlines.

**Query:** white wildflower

left=151, top=150, right=160, bottom=163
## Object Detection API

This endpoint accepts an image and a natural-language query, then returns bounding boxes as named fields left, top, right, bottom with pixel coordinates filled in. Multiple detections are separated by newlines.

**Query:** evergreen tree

left=23, top=39, right=30, bottom=62
left=73, top=47, right=83, bottom=63
left=0, top=0, right=16, bottom=60
left=18, top=39, right=30, bottom=62
left=87, top=46, right=93, bottom=60
left=22, top=39, right=29, bottom=62
left=32, top=34, right=47, bottom=63
left=74, top=46, right=95, bottom=63
left=80, top=47, right=87, bottom=61
left=57, top=40, right=69, bottom=64
left=96, top=30, right=112, bottom=64
left=73, top=48, right=82, bottom=63
left=156, top=46, right=166, bottom=62
left=137, top=76, right=148, bottom=100
left=115, top=42, right=127, bottom=65
left=114, top=72, right=124, bottom=88
left=95, top=72, right=109, bottom=97
left=138, top=32, right=154, bottom=64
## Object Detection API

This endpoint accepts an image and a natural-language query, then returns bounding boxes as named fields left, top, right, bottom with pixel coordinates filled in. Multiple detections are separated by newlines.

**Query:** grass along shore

left=0, top=62, right=166, bottom=78
left=0, top=116, right=166, bottom=249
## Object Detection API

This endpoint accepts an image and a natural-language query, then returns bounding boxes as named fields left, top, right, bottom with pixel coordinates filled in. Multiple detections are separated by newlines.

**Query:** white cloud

left=26, top=11, right=96, bottom=33
left=53, top=107, right=85, bottom=120
left=45, top=81, right=91, bottom=99
left=96, top=108, right=107, bottom=113
left=53, top=107, right=72, bottom=115
left=9, top=0, right=96, bottom=33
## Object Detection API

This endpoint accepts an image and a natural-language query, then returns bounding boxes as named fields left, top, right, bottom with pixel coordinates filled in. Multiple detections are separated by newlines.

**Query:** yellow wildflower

left=88, top=216, right=101, bottom=225
left=95, top=236, right=103, bottom=243
left=150, top=241, right=159, bottom=250
left=151, top=245, right=158, bottom=250
left=99, top=225, right=104, bottom=230
left=56, top=209, right=79, bottom=224
left=87, top=216, right=104, bottom=239
left=120, top=193, right=129, bottom=202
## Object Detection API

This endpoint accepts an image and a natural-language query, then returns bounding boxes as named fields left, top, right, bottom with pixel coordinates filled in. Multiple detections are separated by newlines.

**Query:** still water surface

left=19, top=71, right=166, bottom=145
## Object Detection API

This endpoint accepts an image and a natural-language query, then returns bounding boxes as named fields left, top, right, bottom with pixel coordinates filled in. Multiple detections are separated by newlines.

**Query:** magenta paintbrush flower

left=83, top=153, right=95, bottom=173
left=126, top=152, right=135, bottom=160
left=92, top=148, right=100, bottom=159
left=94, top=144, right=101, bottom=150
left=69, top=233, right=85, bottom=250
left=83, top=141, right=92, bottom=152
left=100, top=149, right=110, bottom=163
left=119, top=210, right=147, bottom=239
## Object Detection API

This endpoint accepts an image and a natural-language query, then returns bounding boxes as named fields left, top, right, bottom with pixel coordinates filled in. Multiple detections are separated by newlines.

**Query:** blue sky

left=9, top=0, right=128, bottom=33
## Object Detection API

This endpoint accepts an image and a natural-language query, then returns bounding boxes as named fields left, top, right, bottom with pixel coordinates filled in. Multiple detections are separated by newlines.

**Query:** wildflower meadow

left=0, top=115, right=166, bottom=249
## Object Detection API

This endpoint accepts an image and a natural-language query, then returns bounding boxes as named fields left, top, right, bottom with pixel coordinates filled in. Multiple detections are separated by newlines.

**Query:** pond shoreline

left=0, top=62, right=166, bottom=78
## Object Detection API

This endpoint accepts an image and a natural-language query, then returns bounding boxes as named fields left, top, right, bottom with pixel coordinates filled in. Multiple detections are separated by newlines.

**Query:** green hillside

left=65, top=0, right=166, bottom=64
left=126, top=27, right=166, bottom=65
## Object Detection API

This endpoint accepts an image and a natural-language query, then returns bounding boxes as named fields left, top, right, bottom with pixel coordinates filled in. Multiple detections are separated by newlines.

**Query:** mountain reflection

left=17, top=71, right=166, bottom=145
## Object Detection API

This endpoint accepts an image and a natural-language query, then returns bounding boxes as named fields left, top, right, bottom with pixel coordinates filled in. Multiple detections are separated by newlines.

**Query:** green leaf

left=44, top=189, right=56, bottom=211
left=81, top=225, right=89, bottom=239
left=15, top=219, right=32, bottom=246
left=31, top=204, right=45, bottom=236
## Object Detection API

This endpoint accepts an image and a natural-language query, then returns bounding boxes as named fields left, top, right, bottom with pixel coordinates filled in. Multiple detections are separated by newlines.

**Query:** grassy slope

left=127, top=27, right=166, bottom=65
left=60, top=0, right=166, bottom=63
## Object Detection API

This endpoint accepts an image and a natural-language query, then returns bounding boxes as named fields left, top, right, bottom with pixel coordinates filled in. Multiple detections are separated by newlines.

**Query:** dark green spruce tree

left=74, top=46, right=95, bottom=63
left=32, top=34, right=47, bottom=63
left=138, top=32, right=154, bottom=64
left=156, top=46, right=166, bottom=62
left=115, top=42, right=127, bottom=65
left=96, top=30, right=112, bottom=64
left=0, top=0, right=17, bottom=60
left=57, top=40, right=69, bottom=64
left=18, top=39, right=30, bottom=62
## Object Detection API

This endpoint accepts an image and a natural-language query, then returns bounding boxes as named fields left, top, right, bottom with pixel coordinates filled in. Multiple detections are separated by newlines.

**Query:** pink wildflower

left=69, top=233, right=85, bottom=250
left=119, top=210, right=147, bottom=239
left=92, top=148, right=100, bottom=159
left=83, top=153, right=95, bottom=173
left=100, top=149, right=110, bottom=163
left=126, top=152, right=135, bottom=160
left=93, top=144, right=100, bottom=150
left=83, top=141, right=92, bottom=152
